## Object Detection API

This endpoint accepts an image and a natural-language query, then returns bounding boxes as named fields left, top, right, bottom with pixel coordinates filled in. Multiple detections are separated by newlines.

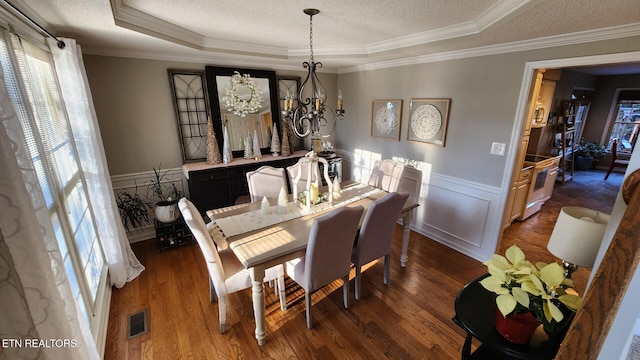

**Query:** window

left=608, top=100, right=640, bottom=153
left=0, top=30, right=107, bottom=327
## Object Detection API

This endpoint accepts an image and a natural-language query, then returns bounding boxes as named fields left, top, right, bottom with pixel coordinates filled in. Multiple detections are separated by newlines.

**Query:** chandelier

left=282, top=8, right=345, bottom=152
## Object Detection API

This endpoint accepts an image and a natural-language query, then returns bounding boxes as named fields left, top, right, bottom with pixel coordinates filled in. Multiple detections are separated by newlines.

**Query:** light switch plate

left=491, top=142, right=506, bottom=156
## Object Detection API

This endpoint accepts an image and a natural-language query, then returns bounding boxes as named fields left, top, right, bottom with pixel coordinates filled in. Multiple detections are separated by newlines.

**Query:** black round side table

left=452, top=274, right=569, bottom=360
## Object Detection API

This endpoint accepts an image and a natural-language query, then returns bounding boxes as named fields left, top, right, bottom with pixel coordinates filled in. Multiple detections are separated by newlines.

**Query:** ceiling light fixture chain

left=282, top=8, right=345, bottom=153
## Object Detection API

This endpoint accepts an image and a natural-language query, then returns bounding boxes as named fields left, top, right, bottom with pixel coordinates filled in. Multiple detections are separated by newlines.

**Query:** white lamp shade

left=547, top=206, right=610, bottom=267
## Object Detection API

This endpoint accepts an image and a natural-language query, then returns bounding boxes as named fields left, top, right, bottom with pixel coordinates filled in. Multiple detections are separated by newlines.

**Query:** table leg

left=249, top=266, right=266, bottom=345
left=400, top=209, right=414, bottom=267
left=461, top=332, right=472, bottom=360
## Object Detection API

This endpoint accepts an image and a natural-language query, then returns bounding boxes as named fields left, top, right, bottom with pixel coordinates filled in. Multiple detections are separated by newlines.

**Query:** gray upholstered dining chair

left=178, top=198, right=286, bottom=333
left=351, top=191, right=409, bottom=300
left=368, top=159, right=403, bottom=192
left=246, top=165, right=287, bottom=202
left=285, top=205, right=364, bottom=329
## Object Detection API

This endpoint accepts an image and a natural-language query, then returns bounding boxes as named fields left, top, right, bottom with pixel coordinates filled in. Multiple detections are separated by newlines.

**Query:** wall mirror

left=205, top=66, right=279, bottom=158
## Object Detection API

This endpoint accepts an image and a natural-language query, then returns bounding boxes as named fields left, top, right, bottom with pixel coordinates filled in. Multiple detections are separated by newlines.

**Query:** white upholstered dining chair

left=351, top=191, right=409, bottom=300
left=286, top=160, right=319, bottom=194
left=285, top=205, right=364, bottom=329
left=246, top=165, right=287, bottom=202
left=368, top=159, right=403, bottom=192
left=178, top=198, right=286, bottom=333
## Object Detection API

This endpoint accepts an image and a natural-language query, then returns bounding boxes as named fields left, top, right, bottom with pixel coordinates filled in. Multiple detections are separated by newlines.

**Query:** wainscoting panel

left=111, top=168, right=187, bottom=243
left=338, top=149, right=504, bottom=262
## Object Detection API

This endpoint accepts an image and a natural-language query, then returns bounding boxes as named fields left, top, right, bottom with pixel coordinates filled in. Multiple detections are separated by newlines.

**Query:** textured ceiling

left=7, top=0, right=640, bottom=71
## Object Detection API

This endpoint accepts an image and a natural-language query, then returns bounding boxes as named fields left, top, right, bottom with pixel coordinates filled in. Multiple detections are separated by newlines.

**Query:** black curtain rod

left=2, top=0, right=65, bottom=49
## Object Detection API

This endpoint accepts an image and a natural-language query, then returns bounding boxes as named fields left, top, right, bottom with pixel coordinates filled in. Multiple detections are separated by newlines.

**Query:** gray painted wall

left=83, top=56, right=334, bottom=175
left=83, top=35, right=640, bottom=359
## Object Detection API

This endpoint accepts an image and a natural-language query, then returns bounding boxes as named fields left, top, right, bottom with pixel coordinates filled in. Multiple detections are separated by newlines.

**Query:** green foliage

left=575, top=138, right=607, bottom=159
left=116, top=186, right=151, bottom=231
left=148, top=165, right=185, bottom=204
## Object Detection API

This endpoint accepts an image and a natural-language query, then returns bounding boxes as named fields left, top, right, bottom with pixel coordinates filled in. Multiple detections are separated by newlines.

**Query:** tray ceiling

left=7, top=0, right=640, bottom=71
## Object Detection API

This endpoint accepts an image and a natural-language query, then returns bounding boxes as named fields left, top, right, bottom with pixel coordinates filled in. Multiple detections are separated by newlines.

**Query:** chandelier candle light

left=283, top=9, right=345, bottom=153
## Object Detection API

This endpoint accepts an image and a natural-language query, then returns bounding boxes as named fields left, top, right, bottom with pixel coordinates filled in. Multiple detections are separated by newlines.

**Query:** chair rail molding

left=337, top=148, right=503, bottom=262
left=111, top=167, right=187, bottom=243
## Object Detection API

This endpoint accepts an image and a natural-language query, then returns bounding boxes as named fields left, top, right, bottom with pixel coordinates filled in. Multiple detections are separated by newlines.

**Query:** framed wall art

left=407, top=98, right=451, bottom=146
left=371, top=99, right=403, bottom=140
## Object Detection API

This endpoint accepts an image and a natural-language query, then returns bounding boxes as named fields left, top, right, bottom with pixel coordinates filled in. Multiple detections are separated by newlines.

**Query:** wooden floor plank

left=104, top=169, right=622, bottom=359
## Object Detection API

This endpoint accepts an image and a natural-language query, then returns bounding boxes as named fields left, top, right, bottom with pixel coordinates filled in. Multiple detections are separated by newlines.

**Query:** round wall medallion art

left=411, top=104, right=442, bottom=139
left=374, top=104, right=399, bottom=135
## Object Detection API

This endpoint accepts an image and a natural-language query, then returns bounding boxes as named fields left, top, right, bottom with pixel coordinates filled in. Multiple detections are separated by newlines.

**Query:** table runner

left=213, top=183, right=383, bottom=238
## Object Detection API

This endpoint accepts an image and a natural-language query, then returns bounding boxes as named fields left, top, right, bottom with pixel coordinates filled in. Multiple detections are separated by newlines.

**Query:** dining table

left=206, top=181, right=419, bottom=345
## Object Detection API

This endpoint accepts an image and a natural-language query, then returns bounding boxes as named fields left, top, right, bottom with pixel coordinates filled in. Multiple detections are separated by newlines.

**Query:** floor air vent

left=127, top=309, right=148, bottom=339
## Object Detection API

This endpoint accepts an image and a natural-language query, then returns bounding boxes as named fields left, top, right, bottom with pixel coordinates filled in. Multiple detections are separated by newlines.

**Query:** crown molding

left=110, top=0, right=543, bottom=59
left=80, top=46, right=319, bottom=73
left=110, top=0, right=204, bottom=49
left=82, top=22, right=640, bottom=75
left=338, top=22, right=640, bottom=74
left=364, top=0, right=540, bottom=56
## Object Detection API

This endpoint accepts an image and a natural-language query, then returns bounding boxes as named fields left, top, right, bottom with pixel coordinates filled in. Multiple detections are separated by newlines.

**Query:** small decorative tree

left=277, top=186, right=288, bottom=214
left=270, top=123, right=280, bottom=156
left=206, top=116, right=222, bottom=165
left=223, top=126, right=232, bottom=163
left=253, top=130, right=262, bottom=160
left=244, top=133, right=253, bottom=159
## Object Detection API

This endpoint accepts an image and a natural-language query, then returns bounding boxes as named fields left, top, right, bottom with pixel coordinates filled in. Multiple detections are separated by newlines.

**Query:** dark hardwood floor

left=500, top=169, right=623, bottom=294
left=104, top=169, right=623, bottom=359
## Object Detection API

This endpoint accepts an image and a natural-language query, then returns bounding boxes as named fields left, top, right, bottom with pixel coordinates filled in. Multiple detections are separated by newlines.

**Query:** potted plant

left=148, top=166, right=185, bottom=223
left=116, top=185, right=151, bottom=231
left=574, top=138, right=607, bottom=170
left=480, top=245, right=582, bottom=344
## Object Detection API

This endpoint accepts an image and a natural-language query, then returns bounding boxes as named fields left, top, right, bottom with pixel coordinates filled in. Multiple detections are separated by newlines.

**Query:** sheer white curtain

left=0, top=59, right=98, bottom=359
left=47, top=38, right=144, bottom=288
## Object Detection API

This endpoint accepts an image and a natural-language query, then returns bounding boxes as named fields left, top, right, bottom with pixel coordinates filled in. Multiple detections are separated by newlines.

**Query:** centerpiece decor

left=292, top=151, right=333, bottom=211
left=480, top=245, right=582, bottom=344
left=222, top=71, right=263, bottom=117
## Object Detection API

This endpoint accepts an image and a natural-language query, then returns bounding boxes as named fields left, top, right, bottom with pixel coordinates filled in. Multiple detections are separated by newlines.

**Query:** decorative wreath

left=222, top=72, right=264, bottom=117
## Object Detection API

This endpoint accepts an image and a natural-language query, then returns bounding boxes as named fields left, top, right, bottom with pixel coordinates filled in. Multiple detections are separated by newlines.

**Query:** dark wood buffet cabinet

left=182, top=150, right=342, bottom=213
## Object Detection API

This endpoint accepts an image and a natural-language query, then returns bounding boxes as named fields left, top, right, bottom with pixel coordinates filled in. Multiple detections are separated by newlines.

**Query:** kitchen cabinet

left=530, top=78, right=557, bottom=129
left=503, top=135, right=531, bottom=229
left=509, top=166, right=533, bottom=223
